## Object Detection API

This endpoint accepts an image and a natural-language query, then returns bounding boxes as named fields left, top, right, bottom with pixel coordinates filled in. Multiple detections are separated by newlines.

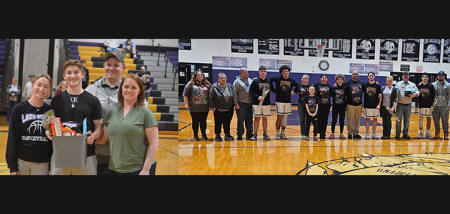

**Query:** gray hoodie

left=432, top=79, right=450, bottom=107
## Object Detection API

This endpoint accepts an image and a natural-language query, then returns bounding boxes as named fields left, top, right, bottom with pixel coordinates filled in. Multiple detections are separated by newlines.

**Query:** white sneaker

left=418, top=133, right=423, bottom=139
left=372, top=132, right=380, bottom=139
left=302, top=135, right=305, bottom=139
left=365, top=132, right=371, bottom=139
left=275, top=133, right=281, bottom=140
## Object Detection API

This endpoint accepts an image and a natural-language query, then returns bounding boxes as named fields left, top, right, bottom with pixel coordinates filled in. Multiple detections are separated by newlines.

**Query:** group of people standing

left=183, top=65, right=450, bottom=142
left=5, top=50, right=159, bottom=175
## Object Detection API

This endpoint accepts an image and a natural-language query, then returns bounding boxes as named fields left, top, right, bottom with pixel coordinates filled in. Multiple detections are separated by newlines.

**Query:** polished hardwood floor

left=0, top=113, right=178, bottom=175
left=179, top=104, right=450, bottom=175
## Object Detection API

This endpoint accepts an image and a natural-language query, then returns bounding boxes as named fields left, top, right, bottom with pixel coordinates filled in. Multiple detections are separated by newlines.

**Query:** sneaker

left=237, top=135, right=243, bottom=140
left=425, top=133, right=433, bottom=139
left=395, top=135, right=401, bottom=139
left=224, top=134, right=234, bottom=140
left=275, top=133, right=281, bottom=140
left=339, top=134, right=346, bottom=139
left=314, top=136, right=318, bottom=141
left=365, top=132, right=371, bottom=139
left=305, top=136, right=310, bottom=140
left=418, top=133, right=423, bottom=139
left=372, top=133, right=380, bottom=139
left=329, top=133, right=335, bottom=139
left=348, top=135, right=352, bottom=139
left=214, top=134, right=222, bottom=141
left=263, top=133, right=271, bottom=140
left=280, top=132, right=287, bottom=139
left=193, top=135, right=199, bottom=141
left=251, top=133, right=257, bottom=140
left=353, top=134, right=362, bottom=139
left=201, top=136, right=208, bottom=140
left=403, top=135, right=411, bottom=140
left=302, top=135, right=305, bottom=139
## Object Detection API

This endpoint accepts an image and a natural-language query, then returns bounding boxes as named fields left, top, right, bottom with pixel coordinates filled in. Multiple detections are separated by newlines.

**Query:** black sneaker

left=263, top=133, right=271, bottom=140
left=395, top=136, right=401, bottom=139
left=201, top=136, right=208, bottom=140
left=250, top=133, right=257, bottom=140
left=224, top=134, right=234, bottom=140
left=348, top=135, right=352, bottom=139
left=214, top=134, right=222, bottom=141
left=193, top=135, right=199, bottom=141
left=237, top=135, right=243, bottom=140
left=353, top=134, right=362, bottom=139
left=403, top=135, right=411, bottom=140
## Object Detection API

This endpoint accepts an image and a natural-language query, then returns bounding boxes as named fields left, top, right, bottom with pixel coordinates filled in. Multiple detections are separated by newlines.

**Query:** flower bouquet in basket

left=385, top=106, right=400, bottom=122
left=259, top=87, right=270, bottom=107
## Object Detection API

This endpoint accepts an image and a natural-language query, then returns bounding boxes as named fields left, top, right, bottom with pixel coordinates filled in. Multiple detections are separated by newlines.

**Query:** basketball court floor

left=179, top=104, right=450, bottom=175
left=0, top=114, right=178, bottom=175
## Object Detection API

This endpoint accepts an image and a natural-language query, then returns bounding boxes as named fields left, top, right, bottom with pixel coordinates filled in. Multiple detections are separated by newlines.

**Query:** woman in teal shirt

left=96, top=73, right=159, bottom=175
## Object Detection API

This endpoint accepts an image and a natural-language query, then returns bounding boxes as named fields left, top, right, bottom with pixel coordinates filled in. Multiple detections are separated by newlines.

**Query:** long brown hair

left=117, top=73, right=145, bottom=108
left=188, top=70, right=211, bottom=93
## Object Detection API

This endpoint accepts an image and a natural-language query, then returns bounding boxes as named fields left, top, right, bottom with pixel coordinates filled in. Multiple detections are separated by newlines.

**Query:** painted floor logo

left=296, top=153, right=450, bottom=175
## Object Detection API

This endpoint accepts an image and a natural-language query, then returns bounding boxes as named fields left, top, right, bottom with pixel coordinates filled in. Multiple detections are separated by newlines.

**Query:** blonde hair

left=12, top=77, right=17, bottom=81
left=386, top=76, right=393, bottom=82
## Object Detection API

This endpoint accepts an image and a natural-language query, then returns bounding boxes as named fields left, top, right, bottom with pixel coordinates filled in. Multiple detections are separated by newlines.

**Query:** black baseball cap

left=104, top=50, right=125, bottom=65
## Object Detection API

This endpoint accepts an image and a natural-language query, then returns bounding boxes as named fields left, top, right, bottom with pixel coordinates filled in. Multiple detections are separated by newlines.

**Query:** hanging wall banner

left=231, top=39, right=253, bottom=53
left=379, top=39, right=398, bottom=61
left=230, top=57, right=248, bottom=68
left=365, top=64, right=379, bottom=74
left=401, top=39, right=420, bottom=62
left=379, top=61, right=393, bottom=72
left=178, top=39, right=191, bottom=50
left=284, top=39, right=304, bottom=56
left=423, top=39, right=441, bottom=63
left=258, top=39, right=279, bottom=55
left=349, top=63, right=365, bottom=74
left=356, top=39, right=375, bottom=59
left=276, top=60, right=292, bottom=71
left=259, top=58, right=276, bottom=70
left=333, top=39, right=352, bottom=59
left=443, top=39, right=450, bottom=63
left=212, top=56, right=230, bottom=68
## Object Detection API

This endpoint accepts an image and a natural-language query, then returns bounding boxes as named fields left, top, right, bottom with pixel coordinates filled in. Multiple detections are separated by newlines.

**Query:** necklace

left=68, top=93, right=81, bottom=108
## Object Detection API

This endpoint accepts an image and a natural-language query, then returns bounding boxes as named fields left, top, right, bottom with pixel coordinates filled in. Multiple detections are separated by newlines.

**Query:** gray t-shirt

left=182, top=81, right=209, bottom=113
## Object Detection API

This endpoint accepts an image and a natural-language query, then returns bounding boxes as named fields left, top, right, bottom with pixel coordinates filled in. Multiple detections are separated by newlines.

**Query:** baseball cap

left=438, top=70, right=445, bottom=75
left=28, top=74, right=35, bottom=77
left=402, top=71, right=409, bottom=75
left=104, top=50, right=125, bottom=65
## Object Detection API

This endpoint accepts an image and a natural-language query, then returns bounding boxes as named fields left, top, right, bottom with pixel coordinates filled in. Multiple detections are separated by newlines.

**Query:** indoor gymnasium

left=0, top=39, right=178, bottom=175
left=178, top=39, right=450, bottom=175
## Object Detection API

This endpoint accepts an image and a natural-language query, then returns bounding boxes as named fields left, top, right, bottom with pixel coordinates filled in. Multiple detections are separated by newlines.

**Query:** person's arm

left=233, top=81, right=240, bottom=109
left=305, top=103, right=311, bottom=115
left=95, top=125, right=109, bottom=144
left=376, top=85, right=382, bottom=110
left=183, top=96, right=189, bottom=110
left=86, top=119, right=103, bottom=145
left=139, top=126, right=159, bottom=175
left=5, top=105, right=22, bottom=175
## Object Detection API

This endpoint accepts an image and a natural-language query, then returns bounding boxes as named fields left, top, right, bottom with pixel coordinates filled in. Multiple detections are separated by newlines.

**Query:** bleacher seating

left=67, top=40, right=177, bottom=131
left=0, top=39, right=7, bottom=89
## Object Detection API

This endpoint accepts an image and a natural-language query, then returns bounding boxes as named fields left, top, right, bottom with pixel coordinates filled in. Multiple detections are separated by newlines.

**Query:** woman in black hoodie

left=6, top=73, right=53, bottom=175
left=209, top=73, right=235, bottom=141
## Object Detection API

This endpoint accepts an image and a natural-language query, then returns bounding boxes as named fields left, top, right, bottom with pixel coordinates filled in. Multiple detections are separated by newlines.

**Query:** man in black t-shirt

left=46, top=59, right=103, bottom=175
left=342, top=71, right=365, bottom=139
left=249, top=66, right=271, bottom=140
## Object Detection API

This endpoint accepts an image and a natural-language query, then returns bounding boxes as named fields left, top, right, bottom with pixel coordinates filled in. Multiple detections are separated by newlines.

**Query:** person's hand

left=184, top=104, right=189, bottom=109
left=258, top=96, right=264, bottom=101
left=11, top=93, right=15, bottom=97
left=291, top=91, right=295, bottom=95
left=334, top=83, right=338, bottom=88
left=376, top=105, right=380, bottom=110
left=409, top=93, right=415, bottom=98
left=390, top=107, right=395, bottom=113
left=86, top=131, right=94, bottom=145
left=211, top=108, right=216, bottom=111
left=139, top=170, right=150, bottom=175
left=45, top=130, right=53, bottom=141
left=235, top=104, right=240, bottom=110
left=10, top=172, right=18, bottom=175
left=312, top=113, right=317, bottom=117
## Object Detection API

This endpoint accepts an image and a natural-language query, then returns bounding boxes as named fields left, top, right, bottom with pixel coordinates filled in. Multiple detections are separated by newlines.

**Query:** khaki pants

left=346, top=104, right=363, bottom=135
left=17, top=159, right=49, bottom=175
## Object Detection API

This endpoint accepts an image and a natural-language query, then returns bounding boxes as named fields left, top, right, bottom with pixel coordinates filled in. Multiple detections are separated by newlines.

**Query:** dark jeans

left=305, top=113, right=318, bottom=137
left=317, top=104, right=331, bottom=138
left=6, top=100, right=17, bottom=123
left=236, top=102, right=253, bottom=137
left=107, top=161, right=157, bottom=175
left=214, top=107, right=234, bottom=135
left=380, top=105, right=392, bottom=137
left=331, top=104, right=346, bottom=134
left=189, top=111, right=209, bottom=137
left=298, top=102, right=307, bottom=136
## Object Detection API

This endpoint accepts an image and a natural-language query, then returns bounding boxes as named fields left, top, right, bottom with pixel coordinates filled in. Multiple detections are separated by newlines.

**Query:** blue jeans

left=298, top=101, right=307, bottom=136
left=236, top=102, right=253, bottom=137
left=106, top=47, right=121, bottom=53
left=395, top=103, right=411, bottom=136
left=145, top=90, right=151, bottom=102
